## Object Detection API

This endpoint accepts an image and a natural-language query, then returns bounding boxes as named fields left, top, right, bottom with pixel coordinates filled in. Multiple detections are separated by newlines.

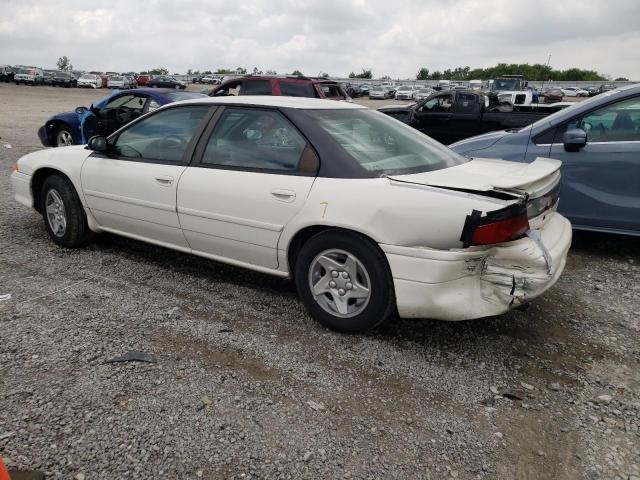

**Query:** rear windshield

left=304, top=109, right=468, bottom=176
left=166, top=92, right=208, bottom=101
left=280, top=82, right=316, bottom=98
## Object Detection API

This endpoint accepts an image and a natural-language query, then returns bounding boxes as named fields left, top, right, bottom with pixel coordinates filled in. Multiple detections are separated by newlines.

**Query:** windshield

left=492, top=79, right=522, bottom=91
left=81, top=74, right=96, bottom=80
left=304, top=109, right=469, bottom=176
left=19, top=69, right=35, bottom=75
left=398, top=86, right=411, bottom=91
left=167, top=91, right=208, bottom=101
left=111, top=76, right=123, bottom=81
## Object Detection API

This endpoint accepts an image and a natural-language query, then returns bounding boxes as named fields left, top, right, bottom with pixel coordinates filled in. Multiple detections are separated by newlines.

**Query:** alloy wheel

left=45, top=189, right=67, bottom=237
left=56, top=130, right=74, bottom=147
left=308, top=249, right=371, bottom=318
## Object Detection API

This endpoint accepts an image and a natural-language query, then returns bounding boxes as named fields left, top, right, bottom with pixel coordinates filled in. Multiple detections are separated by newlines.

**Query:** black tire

left=40, top=175, right=94, bottom=248
left=294, top=230, right=395, bottom=333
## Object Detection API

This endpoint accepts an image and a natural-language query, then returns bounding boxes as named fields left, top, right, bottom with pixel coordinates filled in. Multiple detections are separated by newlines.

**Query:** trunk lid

left=388, top=157, right=561, bottom=198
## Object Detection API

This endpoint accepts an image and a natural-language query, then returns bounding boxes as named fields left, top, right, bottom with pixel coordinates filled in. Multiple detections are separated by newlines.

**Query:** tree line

left=416, top=63, right=608, bottom=81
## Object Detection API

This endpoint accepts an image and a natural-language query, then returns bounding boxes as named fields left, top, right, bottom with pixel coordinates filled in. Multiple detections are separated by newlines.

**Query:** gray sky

left=1, top=0, right=639, bottom=79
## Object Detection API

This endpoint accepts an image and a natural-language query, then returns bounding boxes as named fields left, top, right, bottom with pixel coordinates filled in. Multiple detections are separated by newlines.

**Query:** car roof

left=534, top=83, right=640, bottom=129
left=171, top=95, right=366, bottom=110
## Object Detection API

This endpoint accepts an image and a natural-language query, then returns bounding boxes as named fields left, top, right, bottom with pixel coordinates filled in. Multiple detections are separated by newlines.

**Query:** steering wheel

left=115, top=106, right=132, bottom=124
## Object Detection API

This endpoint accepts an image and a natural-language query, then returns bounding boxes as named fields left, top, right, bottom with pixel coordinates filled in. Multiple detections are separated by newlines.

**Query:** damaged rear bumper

left=381, top=213, right=572, bottom=320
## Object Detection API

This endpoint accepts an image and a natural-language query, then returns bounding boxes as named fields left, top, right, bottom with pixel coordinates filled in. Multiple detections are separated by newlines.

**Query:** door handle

left=154, top=175, right=174, bottom=186
left=271, top=189, right=296, bottom=203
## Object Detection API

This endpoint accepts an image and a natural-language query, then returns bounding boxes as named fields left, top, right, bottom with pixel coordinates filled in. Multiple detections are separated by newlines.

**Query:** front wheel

left=41, top=175, right=94, bottom=248
left=295, top=230, right=395, bottom=333
left=53, top=126, right=74, bottom=147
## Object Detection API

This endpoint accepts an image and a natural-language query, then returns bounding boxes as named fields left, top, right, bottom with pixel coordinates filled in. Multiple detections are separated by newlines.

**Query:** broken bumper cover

left=381, top=213, right=572, bottom=320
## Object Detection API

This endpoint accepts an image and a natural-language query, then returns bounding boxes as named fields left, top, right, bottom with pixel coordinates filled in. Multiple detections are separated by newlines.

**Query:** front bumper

left=11, top=171, right=33, bottom=209
left=37, top=125, right=51, bottom=147
left=381, top=213, right=572, bottom=320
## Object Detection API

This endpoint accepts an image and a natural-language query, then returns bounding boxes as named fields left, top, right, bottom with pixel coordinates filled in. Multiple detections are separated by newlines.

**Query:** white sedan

left=11, top=96, right=572, bottom=332
left=107, top=75, right=127, bottom=89
left=560, top=87, right=589, bottom=97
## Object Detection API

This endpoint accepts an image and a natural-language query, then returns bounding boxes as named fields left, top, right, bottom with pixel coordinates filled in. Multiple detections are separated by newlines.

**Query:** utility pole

left=541, top=54, right=552, bottom=90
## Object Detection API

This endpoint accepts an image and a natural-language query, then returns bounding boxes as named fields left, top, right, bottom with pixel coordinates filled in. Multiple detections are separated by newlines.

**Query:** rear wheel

left=295, top=230, right=395, bottom=333
left=41, top=175, right=94, bottom=248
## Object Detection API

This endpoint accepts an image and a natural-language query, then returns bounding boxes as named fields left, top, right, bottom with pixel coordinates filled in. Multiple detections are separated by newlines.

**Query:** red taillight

left=460, top=204, right=530, bottom=247
left=470, top=213, right=529, bottom=245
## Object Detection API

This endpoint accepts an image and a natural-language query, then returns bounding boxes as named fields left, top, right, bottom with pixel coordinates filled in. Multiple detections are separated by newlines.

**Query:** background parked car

left=201, top=76, right=219, bottom=85
left=52, top=71, right=77, bottom=88
left=209, top=76, right=349, bottom=101
left=77, top=73, right=102, bottom=89
left=378, top=90, right=566, bottom=145
left=124, top=76, right=137, bottom=89
left=14, top=67, right=44, bottom=85
left=586, top=86, right=600, bottom=97
left=395, top=85, right=416, bottom=100
left=415, top=87, right=434, bottom=101
left=37, top=88, right=208, bottom=147
left=451, top=84, right=640, bottom=236
left=0, top=65, right=16, bottom=82
left=561, top=87, right=589, bottom=97
left=147, top=75, right=187, bottom=89
left=598, top=83, right=616, bottom=94
left=358, top=84, right=370, bottom=96
left=136, top=75, right=151, bottom=87
left=107, top=75, right=127, bottom=89
left=369, top=85, right=392, bottom=99
left=543, top=88, right=564, bottom=103
left=43, top=70, right=56, bottom=86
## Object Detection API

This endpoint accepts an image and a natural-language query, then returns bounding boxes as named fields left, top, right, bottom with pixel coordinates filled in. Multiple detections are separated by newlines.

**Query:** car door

left=547, top=95, right=640, bottom=232
left=450, top=92, right=482, bottom=142
left=95, top=93, right=151, bottom=136
left=177, top=106, right=318, bottom=269
left=412, top=93, right=455, bottom=143
left=81, top=104, right=213, bottom=248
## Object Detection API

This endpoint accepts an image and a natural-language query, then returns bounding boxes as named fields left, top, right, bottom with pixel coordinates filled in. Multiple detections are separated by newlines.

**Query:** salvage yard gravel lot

left=0, top=83, right=639, bottom=479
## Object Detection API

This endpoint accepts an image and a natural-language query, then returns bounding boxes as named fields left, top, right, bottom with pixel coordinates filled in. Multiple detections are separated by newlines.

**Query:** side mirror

left=75, top=106, right=88, bottom=115
left=87, top=135, right=109, bottom=153
left=563, top=128, right=587, bottom=152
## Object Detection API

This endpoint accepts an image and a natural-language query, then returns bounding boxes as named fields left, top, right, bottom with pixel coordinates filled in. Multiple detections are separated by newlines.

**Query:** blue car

left=451, top=84, right=640, bottom=236
left=38, top=88, right=207, bottom=148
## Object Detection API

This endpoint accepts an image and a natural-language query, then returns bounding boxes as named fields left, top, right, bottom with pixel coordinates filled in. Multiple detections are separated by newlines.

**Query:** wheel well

left=45, top=120, right=73, bottom=144
left=31, top=168, right=69, bottom=213
left=286, top=226, right=384, bottom=279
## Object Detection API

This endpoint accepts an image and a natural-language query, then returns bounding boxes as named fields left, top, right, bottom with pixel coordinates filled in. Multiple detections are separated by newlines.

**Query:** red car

left=136, top=75, right=151, bottom=87
left=209, top=75, right=350, bottom=101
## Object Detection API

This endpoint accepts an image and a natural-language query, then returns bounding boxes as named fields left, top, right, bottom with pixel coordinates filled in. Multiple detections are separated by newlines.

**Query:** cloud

left=0, top=0, right=638, bottom=79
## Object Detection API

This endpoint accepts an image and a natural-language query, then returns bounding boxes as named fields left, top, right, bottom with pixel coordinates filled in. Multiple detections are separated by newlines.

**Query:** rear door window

left=201, top=107, right=307, bottom=172
left=280, top=82, right=316, bottom=98
left=453, top=93, right=477, bottom=113
left=320, top=85, right=343, bottom=98
left=241, top=80, right=272, bottom=95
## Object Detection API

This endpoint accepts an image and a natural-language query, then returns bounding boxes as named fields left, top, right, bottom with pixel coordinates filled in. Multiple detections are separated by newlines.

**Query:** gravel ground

left=0, top=83, right=638, bottom=480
